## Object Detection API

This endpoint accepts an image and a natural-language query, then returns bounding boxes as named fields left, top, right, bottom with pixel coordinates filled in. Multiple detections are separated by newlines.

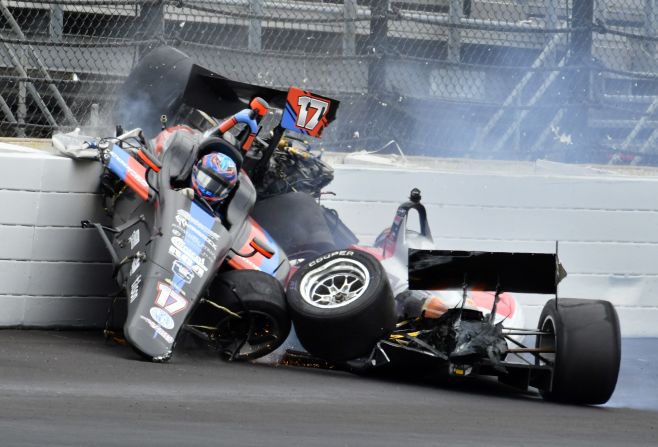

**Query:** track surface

left=0, top=331, right=656, bottom=447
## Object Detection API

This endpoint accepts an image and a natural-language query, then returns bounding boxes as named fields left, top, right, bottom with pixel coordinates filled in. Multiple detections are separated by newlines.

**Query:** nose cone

left=124, top=313, right=175, bottom=362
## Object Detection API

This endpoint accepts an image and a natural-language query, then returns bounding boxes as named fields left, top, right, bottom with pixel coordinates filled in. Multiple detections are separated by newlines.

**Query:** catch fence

left=2, top=0, right=658, bottom=164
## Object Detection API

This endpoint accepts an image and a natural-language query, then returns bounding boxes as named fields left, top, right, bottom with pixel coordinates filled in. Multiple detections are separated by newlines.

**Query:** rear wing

left=116, top=46, right=339, bottom=140
left=408, top=249, right=567, bottom=295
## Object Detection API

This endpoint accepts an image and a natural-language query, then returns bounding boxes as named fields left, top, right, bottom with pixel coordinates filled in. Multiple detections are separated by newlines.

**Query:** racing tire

left=286, top=249, right=396, bottom=362
left=193, top=270, right=291, bottom=361
left=536, top=298, right=621, bottom=405
left=252, top=193, right=344, bottom=257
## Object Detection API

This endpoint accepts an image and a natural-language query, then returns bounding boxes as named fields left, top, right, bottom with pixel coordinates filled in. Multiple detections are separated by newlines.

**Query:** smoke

left=322, top=51, right=612, bottom=165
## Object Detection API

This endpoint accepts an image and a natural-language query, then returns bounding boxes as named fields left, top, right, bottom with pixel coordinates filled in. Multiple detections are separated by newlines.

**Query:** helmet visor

left=195, top=168, right=231, bottom=198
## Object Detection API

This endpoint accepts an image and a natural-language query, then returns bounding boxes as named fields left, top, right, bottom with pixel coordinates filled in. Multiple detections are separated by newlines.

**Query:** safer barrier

left=1, top=144, right=657, bottom=335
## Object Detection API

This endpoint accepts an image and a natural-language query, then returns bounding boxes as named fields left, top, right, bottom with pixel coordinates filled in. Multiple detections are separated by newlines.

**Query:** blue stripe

left=281, top=103, right=309, bottom=135
left=256, top=226, right=281, bottom=276
left=107, top=144, right=129, bottom=181
left=170, top=201, right=216, bottom=292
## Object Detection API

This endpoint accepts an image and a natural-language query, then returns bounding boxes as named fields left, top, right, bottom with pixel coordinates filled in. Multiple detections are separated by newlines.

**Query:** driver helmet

left=191, top=152, right=238, bottom=204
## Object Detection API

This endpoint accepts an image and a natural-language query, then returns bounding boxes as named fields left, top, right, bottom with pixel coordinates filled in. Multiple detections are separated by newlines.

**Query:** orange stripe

left=137, top=149, right=160, bottom=172
left=250, top=98, right=268, bottom=117
left=242, top=133, right=255, bottom=151
left=249, top=240, right=273, bottom=259
left=219, top=117, right=237, bottom=134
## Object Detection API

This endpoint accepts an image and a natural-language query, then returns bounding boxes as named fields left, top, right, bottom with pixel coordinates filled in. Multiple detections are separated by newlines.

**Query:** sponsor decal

left=149, top=306, right=175, bottom=330
left=281, top=88, right=333, bottom=137
left=172, top=260, right=194, bottom=284
left=175, top=209, right=219, bottom=240
left=155, top=282, right=188, bottom=315
left=170, top=238, right=208, bottom=267
left=183, top=231, right=209, bottom=251
left=164, top=278, right=186, bottom=296
left=308, top=250, right=354, bottom=267
left=128, top=229, right=140, bottom=250
left=129, top=275, right=142, bottom=303
left=172, top=220, right=218, bottom=253
left=139, top=315, right=174, bottom=344
left=168, top=245, right=207, bottom=278
left=130, top=257, right=140, bottom=275
left=172, top=224, right=217, bottom=252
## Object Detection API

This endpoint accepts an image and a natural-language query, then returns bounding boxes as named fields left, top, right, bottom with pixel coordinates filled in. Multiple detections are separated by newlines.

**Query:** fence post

left=343, top=0, right=357, bottom=57
left=50, top=4, right=63, bottom=42
left=249, top=0, right=263, bottom=51
left=645, top=1, right=658, bottom=58
left=17, top=49, right=26, bottom=138
left=368, top=0, right=388, bottom=96
left=546, top=0, right=559, bottom=63
left=448, top=0, right=462, bottom=62
left=566, top=0, right=594, bottom=161
left=138, top=0, right=165, bottom=56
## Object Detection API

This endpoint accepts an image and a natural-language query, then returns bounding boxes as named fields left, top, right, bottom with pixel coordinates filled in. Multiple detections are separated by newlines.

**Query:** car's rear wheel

left=286, top=249, right=396, bottom=362
left=536, top=298, right=621, bottom=405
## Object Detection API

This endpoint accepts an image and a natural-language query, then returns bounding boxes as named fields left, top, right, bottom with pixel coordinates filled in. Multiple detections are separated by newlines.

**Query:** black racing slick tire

left=253, top=192, right=338, bottom=256
left=536, top=298, right=621, bottom=405
left=286, top=249, right=396, bottom=362
left=190, top=270, right=291, bottom=361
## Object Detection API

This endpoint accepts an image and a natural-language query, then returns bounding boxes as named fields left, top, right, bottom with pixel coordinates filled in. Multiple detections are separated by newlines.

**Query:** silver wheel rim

left=300, top=258, right=370, bottom=309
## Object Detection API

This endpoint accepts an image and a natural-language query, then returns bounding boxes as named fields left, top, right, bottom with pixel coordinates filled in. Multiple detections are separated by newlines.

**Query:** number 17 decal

left=296, top=96, right=329, bottom=131
left=281, top=87, right=336, bottom=138
left=155, top=282, right=188, bottom=315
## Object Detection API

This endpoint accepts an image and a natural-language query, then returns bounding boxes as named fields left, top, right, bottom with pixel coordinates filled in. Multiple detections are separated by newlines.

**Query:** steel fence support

left=0, top=2, right=76, bottom=126
left=644, top=0, right=658, bottom=57
left=0, top=41, right=57, bottom=127
left=368, top=0, right=388, bottom=96
left=0, top=93, right=18, bottom=128
left=522, top=0, right=563, bottom=157
left=50, top=4, right=63, bottom=42
left=564, top=0, right=594, bottom=160
left=639, top=118, right=658, bottom=154
left=491, top=57, right=566, bottom=153
left=17, top=49, right=26, bottom=137
left=343, top=0, right=357, bottom=57
left=138, top=0, right=165, bottom=57
left=249, top=0, right=263, bottom=51
left=448, top=0, right=463, bottom=63
left=529, top=109, right=566, bottom=155
left=546, top=0, right=560, bottom=64
left=621, top=96, right=658, bottom=151
left=470, top=33, right=565, bottom=151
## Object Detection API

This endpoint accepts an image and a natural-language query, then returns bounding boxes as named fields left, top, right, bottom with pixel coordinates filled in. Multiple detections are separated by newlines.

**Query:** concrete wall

left=0, top=146, right=114, bottom=327
left=323, top=156, right=658, bottom=337
left=2, top=146, right=658, bottom=335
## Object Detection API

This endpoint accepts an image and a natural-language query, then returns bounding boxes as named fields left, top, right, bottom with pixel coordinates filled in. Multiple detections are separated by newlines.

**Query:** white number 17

left=296, top=96, right=329, bottom=131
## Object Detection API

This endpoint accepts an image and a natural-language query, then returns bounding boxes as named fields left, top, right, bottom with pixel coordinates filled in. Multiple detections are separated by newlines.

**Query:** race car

left=272, top=188, right=621, bottom=406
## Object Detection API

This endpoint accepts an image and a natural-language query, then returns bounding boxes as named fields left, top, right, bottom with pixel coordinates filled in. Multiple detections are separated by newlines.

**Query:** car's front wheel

left=286, top=249, right=396, bottom=362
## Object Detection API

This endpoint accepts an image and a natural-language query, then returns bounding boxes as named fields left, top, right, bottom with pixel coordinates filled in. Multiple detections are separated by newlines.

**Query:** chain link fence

left=3, top=0, right=658, bottom=164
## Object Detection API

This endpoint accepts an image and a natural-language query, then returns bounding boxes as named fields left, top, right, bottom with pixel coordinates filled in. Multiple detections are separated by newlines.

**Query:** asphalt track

left=0, top=330, right=656, bottom=447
